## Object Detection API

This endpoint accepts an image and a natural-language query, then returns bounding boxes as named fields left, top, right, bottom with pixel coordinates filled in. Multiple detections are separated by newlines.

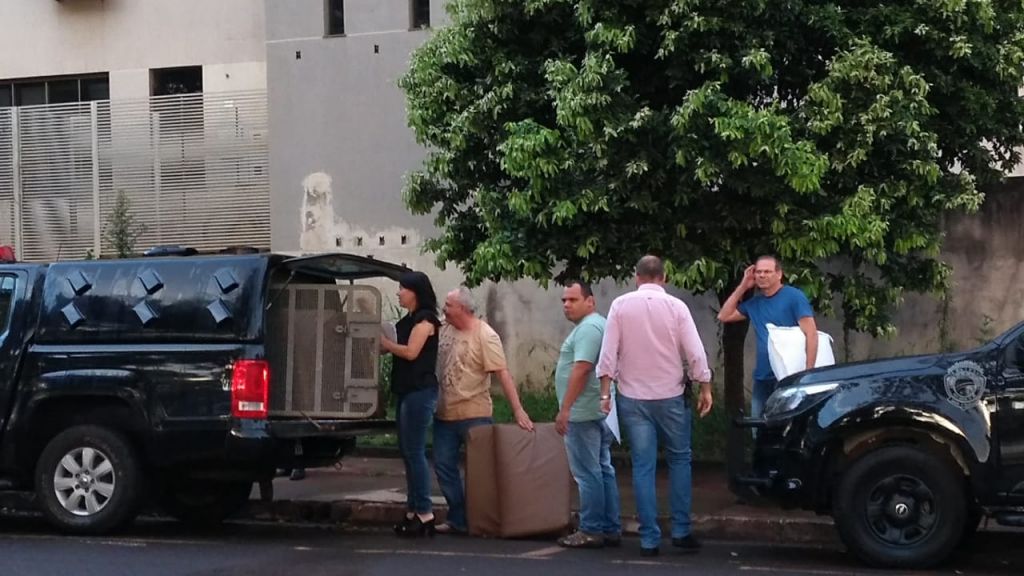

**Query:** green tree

left=400, top=0, right=1024, bottom=465
left=104, top=190, right=146, bottom=258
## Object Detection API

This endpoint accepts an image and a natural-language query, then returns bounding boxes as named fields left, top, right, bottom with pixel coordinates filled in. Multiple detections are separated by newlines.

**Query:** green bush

left=377, top=352, right=394, bottom=418
left=690, top=402, right=729, bottom=463
left=103, top=190, right=146, bottom=258
left=492, top=386, right=559, bottom=424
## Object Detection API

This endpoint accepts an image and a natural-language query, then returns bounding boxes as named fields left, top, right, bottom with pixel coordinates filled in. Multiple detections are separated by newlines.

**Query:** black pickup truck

left=0, top=251, right=404, bottom=533
left=735, top=321, right=1024, bottom=568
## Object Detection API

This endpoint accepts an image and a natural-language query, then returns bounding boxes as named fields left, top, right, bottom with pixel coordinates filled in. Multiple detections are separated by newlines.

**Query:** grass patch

left=357, top=432, right=400, bottom=448
left=690, top=402, right=728, bottom=462
left=492, top=387, right=559, bottom=424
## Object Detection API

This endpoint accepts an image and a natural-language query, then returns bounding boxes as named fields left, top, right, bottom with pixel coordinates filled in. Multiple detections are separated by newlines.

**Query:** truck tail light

left=231, top=360, right=269, bottom=419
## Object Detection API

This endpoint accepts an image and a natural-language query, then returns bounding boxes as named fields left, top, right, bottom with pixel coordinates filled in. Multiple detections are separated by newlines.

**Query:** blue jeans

left=433, top=416, right=492, bottom=531
left=396, top=387, right=438, bottom=514
left=618, top=393, right=692, bottom=550
left=564, top=419, right=622, bottom=536
left=751, top=378, right=778, bottom=419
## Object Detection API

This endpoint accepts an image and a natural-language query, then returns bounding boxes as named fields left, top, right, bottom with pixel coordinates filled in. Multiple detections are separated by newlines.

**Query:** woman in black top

left=380, top=271, right=440, bottom=537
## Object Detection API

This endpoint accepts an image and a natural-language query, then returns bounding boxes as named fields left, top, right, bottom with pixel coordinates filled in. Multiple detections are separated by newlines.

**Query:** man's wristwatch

left=600, top=394, right=611, bottom=400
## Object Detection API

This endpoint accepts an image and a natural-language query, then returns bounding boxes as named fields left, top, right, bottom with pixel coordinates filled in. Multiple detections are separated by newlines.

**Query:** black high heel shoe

left=393, top=513, right=415, bottom=535
left=395, top=514, right=435, bottom=538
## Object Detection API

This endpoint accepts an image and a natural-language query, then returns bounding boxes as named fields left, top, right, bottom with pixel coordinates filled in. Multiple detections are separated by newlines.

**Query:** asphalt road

left=0, top=516, right=1020, bottom=576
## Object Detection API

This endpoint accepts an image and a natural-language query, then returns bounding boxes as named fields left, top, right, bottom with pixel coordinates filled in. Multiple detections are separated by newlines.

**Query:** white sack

left=766, top=323, right=836, bottom=381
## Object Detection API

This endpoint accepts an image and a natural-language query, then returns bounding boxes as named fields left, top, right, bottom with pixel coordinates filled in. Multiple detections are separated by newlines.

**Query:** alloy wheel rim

left=53, top=447, right=116, bottom=516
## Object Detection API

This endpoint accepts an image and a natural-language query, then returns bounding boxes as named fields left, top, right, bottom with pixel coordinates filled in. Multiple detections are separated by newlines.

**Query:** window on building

left=15, top=83, right=46, bottom=107
left=411, top=0, right=430, bottom=29
left=151, top=66, right=203, bottom=96
left=150, top=66, right=205, bottom=196
left=0, top=74, right=110, bottom=108
left=326, top=0, right=345, bottom=36
left=48, top=79, right=80, bottom=104
left=81, top=77, right=110, bottom=101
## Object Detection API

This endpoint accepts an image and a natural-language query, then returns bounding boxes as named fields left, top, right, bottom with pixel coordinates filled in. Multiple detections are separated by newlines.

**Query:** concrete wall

left=847, top=181, right=1024, bottom=358
left=0, top=0, right=266, bottom=99
left=264, top=0, right=1024, bottom=391
left=266, top=0, right=442, bottom=249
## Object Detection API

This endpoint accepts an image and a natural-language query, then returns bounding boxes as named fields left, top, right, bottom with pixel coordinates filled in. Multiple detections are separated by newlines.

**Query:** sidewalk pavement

left=243, top=452, right=837, bottom=545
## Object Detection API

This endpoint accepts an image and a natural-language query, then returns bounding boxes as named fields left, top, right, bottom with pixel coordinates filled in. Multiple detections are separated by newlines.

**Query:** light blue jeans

left=617, top=393, right=692, bottom=550
left=396, top=387, right=439, bottom=514
left=432, top=416, right=493, bottom=531
left=564, top=419, right=622, bottom=537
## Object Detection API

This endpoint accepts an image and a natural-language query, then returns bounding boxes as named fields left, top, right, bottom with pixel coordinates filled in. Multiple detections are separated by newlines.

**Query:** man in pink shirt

left=597, top=255, right=714, bottom=556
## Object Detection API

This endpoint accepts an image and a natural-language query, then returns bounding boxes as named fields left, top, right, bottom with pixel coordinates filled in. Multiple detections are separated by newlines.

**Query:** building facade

left=0, top=0, right=266, bottom=100
left=0, top=0, right=271, bottom=261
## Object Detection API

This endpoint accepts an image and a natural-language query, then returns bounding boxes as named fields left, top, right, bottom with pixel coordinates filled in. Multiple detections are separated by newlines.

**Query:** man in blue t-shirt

left=718, top=255, right=818, bottom=418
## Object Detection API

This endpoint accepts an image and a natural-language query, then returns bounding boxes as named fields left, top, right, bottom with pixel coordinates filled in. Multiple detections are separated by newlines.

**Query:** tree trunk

left=719, top=293, right=750, bottom=490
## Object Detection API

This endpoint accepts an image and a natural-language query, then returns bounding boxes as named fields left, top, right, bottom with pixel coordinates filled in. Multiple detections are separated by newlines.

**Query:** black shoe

left=671, top=534, right=701, bottom=553
left=289, top=468, right=306, bottom=481
left=640, top=547, right=659, bottom=557
left=603, top=534, right=622, bottom=547
left=393, top=513, right=415, bottom=535
left=395, top=515, right=436, bottom=538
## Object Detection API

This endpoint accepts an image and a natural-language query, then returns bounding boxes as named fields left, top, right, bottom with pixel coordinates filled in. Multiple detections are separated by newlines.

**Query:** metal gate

left=0, top=91, right=270, bottom=261
left=266, top=283, right=382, bottom=419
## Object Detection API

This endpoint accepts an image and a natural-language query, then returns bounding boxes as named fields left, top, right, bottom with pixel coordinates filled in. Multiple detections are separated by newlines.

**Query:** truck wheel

left=160, top=479, right=253, bottom=526
left=833, top=445, right=965, bottom=569
left=35, top=425, right=143, bottom=534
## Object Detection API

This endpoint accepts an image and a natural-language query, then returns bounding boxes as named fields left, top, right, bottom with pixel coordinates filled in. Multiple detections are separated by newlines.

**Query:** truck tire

left=160, top=479, right=253, bottom=526
left=833, top=445, right=965, bottom=569
left=35, top=425, right=143, bottom=534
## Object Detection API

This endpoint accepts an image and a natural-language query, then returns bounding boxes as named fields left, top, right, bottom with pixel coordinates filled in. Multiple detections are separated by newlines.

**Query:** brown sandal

left=435, top=522, right=468, bottom=535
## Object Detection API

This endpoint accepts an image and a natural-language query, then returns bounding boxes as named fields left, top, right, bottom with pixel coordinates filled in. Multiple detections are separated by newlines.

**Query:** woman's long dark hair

left=398, top=271, right=440, bottom=326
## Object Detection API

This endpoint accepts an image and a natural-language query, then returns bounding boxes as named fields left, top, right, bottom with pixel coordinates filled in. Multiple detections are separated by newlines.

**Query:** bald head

left=635, top=255, right=665, bottom=285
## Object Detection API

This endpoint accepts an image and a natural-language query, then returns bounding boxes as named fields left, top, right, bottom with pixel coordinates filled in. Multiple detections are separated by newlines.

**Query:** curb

left=689, top=513, right=837, bottom=545
left=240, top=499, right=838, bottom=545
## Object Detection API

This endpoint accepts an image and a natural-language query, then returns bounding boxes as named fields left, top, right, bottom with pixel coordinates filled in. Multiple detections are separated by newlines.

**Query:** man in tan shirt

left=433, top=287, right=534, bottom=534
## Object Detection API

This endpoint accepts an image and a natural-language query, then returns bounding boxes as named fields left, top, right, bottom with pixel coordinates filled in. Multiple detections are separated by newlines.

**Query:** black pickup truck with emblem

left=0, top=251, right=403, bottom=533
left=735, top=321, right=1024, bottom=568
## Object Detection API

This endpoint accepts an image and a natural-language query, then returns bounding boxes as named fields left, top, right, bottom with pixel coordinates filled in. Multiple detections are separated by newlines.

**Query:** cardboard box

left=465, top=423, right=572, bottom=538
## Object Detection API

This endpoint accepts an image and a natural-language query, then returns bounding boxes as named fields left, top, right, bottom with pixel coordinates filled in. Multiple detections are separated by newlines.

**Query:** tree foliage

left=400, top=0, right=1024, bottom=336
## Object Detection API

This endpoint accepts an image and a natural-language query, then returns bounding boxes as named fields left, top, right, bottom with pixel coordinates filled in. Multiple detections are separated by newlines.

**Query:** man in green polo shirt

left=554, top=281, right=622, bottom=548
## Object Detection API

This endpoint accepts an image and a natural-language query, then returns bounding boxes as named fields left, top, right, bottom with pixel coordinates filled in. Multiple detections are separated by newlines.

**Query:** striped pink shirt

left=597, top=283, right=712, bottom=400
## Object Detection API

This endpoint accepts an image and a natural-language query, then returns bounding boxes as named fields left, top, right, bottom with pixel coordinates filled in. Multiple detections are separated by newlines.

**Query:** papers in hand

left=381, top=321, right=397, bottom=343
left=605, top=390, right=621, bottom=444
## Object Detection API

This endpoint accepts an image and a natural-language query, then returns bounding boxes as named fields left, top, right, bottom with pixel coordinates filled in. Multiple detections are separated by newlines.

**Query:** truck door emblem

left=944, top=360, right=987, bottom=410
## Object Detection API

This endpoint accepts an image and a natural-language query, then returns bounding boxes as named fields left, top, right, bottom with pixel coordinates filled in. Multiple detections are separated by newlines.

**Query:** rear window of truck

left=0, top=275, right=14, bottom=332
